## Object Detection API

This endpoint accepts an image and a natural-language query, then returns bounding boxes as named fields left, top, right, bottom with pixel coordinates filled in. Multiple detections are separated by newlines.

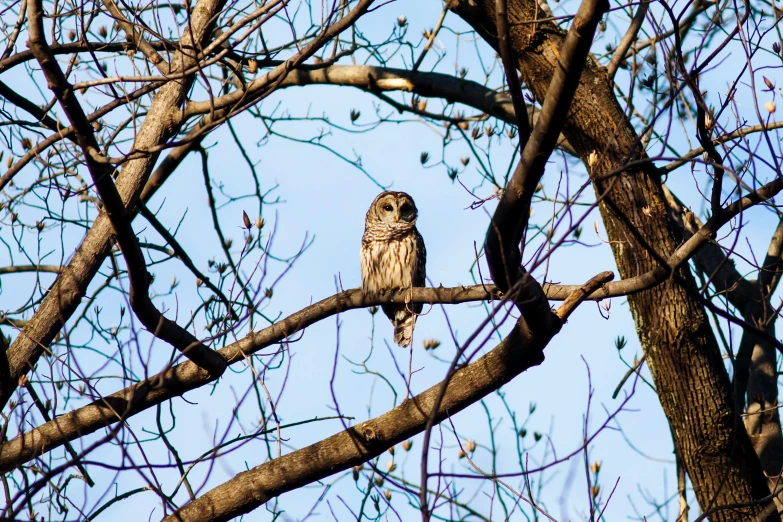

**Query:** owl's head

left=366, top=191, right=418, bottom=226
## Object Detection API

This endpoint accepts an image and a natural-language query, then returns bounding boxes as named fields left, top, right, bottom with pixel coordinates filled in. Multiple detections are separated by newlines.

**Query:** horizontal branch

left=164, top=273, right=615, bottom=521
left=0, top=40, right=171, bottom=74
left=0, top=265, right=62, bottom=275
left=0, top=281, right=596, bottom=473
left=0, top=257, right=719, bottom=473
left=183, top=64, right=577, bottom=154
left=10, top=151, right=783, bottom=472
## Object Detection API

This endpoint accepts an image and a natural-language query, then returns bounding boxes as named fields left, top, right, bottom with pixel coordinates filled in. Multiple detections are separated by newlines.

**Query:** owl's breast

left=360, top=233, right=420, bottom=295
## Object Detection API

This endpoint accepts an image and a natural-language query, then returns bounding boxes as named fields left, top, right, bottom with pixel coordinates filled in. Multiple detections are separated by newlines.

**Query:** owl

left=361, top=191, right=427, bottom=347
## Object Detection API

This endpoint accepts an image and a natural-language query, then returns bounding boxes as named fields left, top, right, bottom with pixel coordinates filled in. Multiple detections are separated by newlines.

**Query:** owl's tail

left=392, top=309, right=417, bottom=348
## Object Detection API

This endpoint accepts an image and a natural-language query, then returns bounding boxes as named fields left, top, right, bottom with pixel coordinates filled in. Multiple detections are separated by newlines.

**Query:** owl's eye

left=400, top=203, right=411, bottom=213
left=383, top=204, right=393, bottom=212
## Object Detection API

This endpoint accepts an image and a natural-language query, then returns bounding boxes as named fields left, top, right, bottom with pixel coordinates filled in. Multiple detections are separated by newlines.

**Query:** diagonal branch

left=100, top=0, right=170, bottom=74
left=138, top=203, right=238, bottom=320
left=495, top=0, right=530, bottom=149
left=661, top=185, right=756, bottom=309
left=161, top=272, right=612, bottom=522
left=26, top=0, right=226, bottom=377
left=759, top=218, right=783, bottom=298
left=606, top=0, right=649, bottom=80
left=0, top=0, right=376, bottom=411
left=485, top=0, right=608, bottom=293
left=1, top=0, right=229, bottom=409
left=415, top=5, right=608, bottom=512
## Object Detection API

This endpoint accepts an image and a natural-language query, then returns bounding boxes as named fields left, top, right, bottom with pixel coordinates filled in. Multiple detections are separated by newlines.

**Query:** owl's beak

left=395, top=213, right=400, bottom=222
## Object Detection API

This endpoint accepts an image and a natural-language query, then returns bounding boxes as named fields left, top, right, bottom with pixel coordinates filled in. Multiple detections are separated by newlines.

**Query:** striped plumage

left=361, top=191, right=426, bottom=347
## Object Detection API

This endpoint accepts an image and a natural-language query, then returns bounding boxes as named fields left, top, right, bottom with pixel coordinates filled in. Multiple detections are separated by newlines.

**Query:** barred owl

left=361, top=191, right=427, bottom=347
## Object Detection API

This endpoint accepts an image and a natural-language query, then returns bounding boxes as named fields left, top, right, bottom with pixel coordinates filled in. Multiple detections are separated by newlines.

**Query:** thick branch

left=606, top=0, right=649, bottom=80
left=2, top=0, right=229, bottom=408
left=662, top=185, right=756, bottom=309
left=160, top=273, right=616, bottom=522
left=26, top=0, right=226, bottom=377
left=485, top=0, right=607, bottom=292
left=164, top=320, right=546, bottom=522
left=99, top=0, right=170, bottom=74
left=446, top=0, right=777, bottom=515
left=760, top=218, right=783, bottom=297
left=495, top=0, right=530, bottom=148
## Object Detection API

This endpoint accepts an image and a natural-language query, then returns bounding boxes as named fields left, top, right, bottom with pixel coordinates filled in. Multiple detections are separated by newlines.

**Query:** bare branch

left=606, top=0, right=649, bottom=80
left=485, top=0, right=608, bottom=292
left=495, top=0, right=530, bottom=148
left=27, top=0, right=226, bottom=376
left=2, top=0, right=229, bottom=409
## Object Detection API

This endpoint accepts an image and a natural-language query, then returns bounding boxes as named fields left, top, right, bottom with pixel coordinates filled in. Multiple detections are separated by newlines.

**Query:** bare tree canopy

left=2, top=0, right=783, bottom=519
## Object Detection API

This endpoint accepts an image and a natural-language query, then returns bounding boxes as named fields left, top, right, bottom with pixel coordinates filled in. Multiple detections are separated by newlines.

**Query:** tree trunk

left=743, top=307, right=783, bottom=507
left=446, top=0, right=776, bottom=517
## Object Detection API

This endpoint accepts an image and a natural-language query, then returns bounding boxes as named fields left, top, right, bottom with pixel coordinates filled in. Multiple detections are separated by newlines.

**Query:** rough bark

left=744, top=320, right=783, bottom=496
left=446, top=0, right=776, bottom=517
left=745, top=226, right=783, bottom=503
left=666, top=185, right=783, bottom=505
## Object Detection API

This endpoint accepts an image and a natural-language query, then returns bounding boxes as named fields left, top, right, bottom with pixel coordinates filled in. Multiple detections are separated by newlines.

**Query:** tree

left=0, top=0, right=782, bottom=519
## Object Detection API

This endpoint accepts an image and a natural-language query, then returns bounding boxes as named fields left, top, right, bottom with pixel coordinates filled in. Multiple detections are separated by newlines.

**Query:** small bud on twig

left=587, top=150, right=599, bottom=168
left=423, top=338, right=441, bottom=350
